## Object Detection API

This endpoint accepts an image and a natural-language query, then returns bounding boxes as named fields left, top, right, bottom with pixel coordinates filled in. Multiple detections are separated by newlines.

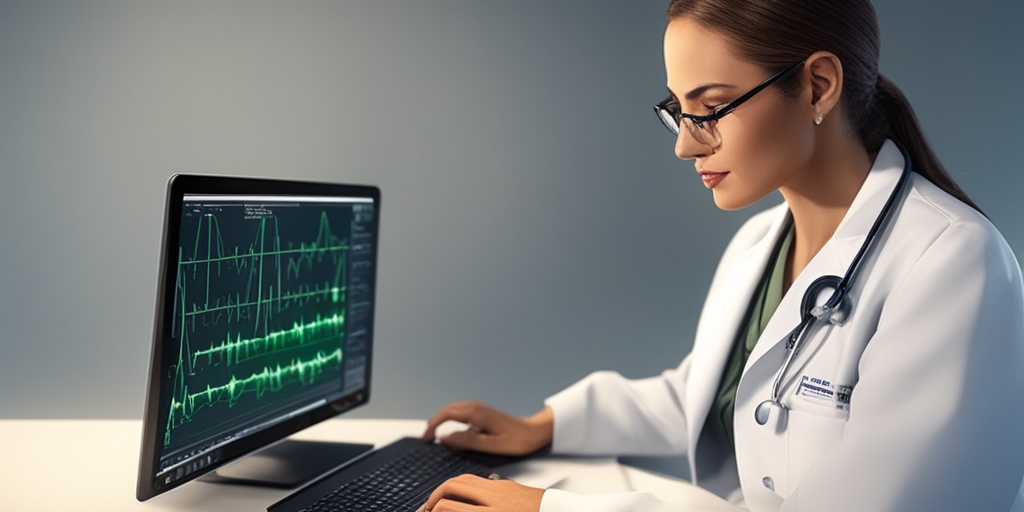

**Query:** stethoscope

left=753, top=143, right=912, bottom=427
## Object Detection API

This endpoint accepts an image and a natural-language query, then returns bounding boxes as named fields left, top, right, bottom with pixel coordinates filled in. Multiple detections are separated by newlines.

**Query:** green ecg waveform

left=165, top=348, right=343, bottom=447
left=180, top=212, right=349, bottom=328
left=191, top=313, right=345, bottom=368
left=164, top=208, right=350, bottom=448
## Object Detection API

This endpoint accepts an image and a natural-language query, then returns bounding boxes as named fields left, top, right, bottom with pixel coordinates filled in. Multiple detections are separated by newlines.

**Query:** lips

left=698, top=170, right=729, bottom=189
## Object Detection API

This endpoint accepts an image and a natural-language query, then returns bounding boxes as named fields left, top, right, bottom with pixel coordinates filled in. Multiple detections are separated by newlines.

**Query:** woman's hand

left=421, top=401, right=553, bottom=456
left=417, top=474, right=544, bottom=512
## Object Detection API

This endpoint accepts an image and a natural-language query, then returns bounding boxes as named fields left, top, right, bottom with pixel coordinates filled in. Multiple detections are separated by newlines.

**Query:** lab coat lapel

left=685, top=206, right=791, bottom=450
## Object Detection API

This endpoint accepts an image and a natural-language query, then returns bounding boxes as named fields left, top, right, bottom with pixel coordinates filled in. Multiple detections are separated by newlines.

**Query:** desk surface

left=0, top=418, right=730, bottom=512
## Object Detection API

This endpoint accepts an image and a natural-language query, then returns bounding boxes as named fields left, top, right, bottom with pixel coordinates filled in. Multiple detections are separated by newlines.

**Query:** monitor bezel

left=136, top=173, right=381, bottom=501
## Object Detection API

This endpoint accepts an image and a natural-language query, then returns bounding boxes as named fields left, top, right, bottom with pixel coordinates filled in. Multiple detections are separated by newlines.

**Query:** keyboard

left=268, top=437, right=495, bottom=512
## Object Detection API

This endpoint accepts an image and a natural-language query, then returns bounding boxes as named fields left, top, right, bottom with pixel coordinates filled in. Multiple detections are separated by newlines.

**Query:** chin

left=712, top=186, right=776, bottom=211
left=712, top=193, right=754, bottom=211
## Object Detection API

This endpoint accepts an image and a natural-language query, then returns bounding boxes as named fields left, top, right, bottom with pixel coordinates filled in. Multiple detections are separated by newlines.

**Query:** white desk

left=0, top=419, right=731, bottom=511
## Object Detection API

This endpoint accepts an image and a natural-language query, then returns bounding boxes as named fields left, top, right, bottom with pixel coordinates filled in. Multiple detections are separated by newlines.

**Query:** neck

left=779, top=135, right=874, bottom=290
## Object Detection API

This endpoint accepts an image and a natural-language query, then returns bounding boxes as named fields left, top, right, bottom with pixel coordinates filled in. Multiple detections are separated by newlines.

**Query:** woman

left=419, top=0, right=1024, bottom=510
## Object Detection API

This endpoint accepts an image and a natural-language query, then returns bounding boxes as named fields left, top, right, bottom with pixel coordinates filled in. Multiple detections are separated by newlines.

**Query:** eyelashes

left=703, top=103, right=724, bottom=114
left=667, top=96, right=724, bottom=116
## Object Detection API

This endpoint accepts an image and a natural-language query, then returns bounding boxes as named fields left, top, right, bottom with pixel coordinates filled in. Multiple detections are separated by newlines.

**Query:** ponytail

left=666, top=0, right=983, bottom=215
left=870, top=75, right=983, bottom=214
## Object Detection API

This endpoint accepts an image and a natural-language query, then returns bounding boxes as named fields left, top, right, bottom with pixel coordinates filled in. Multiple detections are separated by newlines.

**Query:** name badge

left=796, top=375, right=852, bottom=416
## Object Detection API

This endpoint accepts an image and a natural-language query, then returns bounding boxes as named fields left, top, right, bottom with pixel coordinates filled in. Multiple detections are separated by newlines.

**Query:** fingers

left=419, top=499, right=477, bottom=512
left=422, top=400, right=491, bottom=442
left=419, top=474, right=544, bottom=512
left=422, top=401, right=553, bottom=457
left=438, top=428, right=489, bottom=452
left=419, top=474, right=485, bottom=512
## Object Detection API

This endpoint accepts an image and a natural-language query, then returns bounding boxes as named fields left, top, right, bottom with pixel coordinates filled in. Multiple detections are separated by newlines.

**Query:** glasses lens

left=681, top=117, right=719, bottom=147
left=654, top=102, right=720, bottom=147
left=655, top=107, right=680, bottom=135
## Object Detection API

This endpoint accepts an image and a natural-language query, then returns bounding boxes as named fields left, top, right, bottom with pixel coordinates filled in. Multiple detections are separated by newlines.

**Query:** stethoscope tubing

left=755, top=143, right=913, bottom=427
left=827, top=153, right=913, bottom=317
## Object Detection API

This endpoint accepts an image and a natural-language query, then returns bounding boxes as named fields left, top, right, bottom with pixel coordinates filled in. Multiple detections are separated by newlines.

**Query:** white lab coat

left=539, top=141, right=1024, bottom=511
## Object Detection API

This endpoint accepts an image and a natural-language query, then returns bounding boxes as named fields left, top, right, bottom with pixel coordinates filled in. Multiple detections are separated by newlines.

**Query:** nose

left=674, top=127, right=712, bottom=161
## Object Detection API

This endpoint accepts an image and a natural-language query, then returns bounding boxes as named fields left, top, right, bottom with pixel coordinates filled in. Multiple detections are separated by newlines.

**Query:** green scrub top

left=707, top=224, right=793, bottom=452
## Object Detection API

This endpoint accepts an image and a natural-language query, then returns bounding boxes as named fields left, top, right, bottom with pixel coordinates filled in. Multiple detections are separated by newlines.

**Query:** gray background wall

left=1, top=0, right=1021, bottom=421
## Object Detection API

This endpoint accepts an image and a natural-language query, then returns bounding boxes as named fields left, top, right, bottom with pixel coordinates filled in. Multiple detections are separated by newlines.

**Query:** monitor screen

left=137, top=174, right=380, bottom=501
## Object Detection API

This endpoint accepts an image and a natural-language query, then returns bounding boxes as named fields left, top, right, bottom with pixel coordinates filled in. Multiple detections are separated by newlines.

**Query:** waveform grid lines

left=164, top=348, right=344, bottom=447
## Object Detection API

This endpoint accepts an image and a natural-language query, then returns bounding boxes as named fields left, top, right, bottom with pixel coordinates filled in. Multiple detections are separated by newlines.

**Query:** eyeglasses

left=654, top=60, right=805, bottom=148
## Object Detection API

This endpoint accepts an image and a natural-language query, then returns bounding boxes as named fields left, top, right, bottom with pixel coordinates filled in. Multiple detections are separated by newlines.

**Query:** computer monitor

left=137, top=174, right=381, bottom=501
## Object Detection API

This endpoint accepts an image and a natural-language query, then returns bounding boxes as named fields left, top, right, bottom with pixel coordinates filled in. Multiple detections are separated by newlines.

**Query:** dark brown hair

left=667, top=0, right=981, bottom=212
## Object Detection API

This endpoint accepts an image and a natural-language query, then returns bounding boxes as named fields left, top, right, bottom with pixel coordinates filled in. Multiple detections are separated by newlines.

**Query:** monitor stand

left=198, top=440, right=374, bottom=489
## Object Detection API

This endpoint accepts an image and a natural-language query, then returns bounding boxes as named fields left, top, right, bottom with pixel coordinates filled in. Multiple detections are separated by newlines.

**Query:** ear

left=804, top=51, right=843, bottom=123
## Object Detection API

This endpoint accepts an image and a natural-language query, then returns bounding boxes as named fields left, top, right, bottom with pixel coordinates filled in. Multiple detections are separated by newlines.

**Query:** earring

left=814, top=115, right=824, bottom=125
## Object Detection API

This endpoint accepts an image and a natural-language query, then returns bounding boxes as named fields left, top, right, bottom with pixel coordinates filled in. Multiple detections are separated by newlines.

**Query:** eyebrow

left=669, top=83, right=738, bottom=101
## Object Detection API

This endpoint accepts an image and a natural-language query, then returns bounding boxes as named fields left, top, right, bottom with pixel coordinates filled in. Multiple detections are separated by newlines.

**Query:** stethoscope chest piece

left=754, top=400, right=777, bottom=425
left=754, top=399, right=787, bottom=431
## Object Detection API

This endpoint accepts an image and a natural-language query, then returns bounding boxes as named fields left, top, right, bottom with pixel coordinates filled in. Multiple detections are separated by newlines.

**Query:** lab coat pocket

left=785, top=403, right=847, bottom=492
